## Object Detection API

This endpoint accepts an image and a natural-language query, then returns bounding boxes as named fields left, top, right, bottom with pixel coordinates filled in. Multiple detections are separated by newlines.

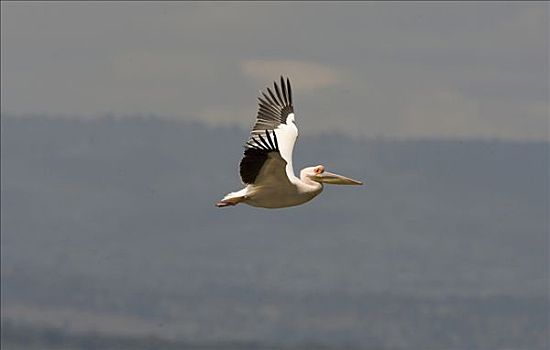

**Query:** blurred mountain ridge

left=1, top=114, right=548, bottom=349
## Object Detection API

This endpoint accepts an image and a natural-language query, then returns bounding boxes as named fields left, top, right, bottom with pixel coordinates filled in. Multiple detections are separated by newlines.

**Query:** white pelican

left=216, top=76, right=362, bottom=209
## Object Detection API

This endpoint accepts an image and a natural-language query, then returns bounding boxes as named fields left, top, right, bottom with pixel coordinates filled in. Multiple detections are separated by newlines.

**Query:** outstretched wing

left=239, top=76, right=299, bottom=185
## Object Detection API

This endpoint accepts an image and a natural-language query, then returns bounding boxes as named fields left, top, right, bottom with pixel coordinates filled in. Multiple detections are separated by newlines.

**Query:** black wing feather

left=287, top=78, right=292, bottom=106
left=280, top=76, right=288, bottom=105
left=239, top=130, right=281, bottom=184
left=265, top=130, right=275, bottom=149
left=274, top=81, right=283, bottom=106
left=256, top=133, right=271, bottom=150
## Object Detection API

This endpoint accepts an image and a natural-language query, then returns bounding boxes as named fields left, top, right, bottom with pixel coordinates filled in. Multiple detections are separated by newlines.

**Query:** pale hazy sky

left=1, top=2, right=548, bottom=140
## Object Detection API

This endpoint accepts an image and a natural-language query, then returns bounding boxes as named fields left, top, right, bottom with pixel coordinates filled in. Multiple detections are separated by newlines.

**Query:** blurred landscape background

left=1, top=114, right=548, bottom=349
left=2, top=2, right=548, bottom=349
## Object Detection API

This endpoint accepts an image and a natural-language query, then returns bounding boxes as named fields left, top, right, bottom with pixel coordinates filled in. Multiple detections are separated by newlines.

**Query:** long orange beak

left=316, top=171, right=363, bottom=185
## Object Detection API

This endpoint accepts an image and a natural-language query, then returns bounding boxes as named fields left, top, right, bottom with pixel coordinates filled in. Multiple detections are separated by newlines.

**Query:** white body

left=224, top=177, right=323, bottom=209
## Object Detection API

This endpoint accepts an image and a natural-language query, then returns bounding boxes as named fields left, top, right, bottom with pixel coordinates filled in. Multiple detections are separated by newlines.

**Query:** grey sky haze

left=1, top=2, right=548, bottom=140
left=2, top=4, right=549, bottom=345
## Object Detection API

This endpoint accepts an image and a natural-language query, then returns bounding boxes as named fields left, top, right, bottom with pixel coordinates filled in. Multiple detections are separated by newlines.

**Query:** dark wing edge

left=252, top=76, right=294, bottom=131
left=239, top=130, right=281, bottom=184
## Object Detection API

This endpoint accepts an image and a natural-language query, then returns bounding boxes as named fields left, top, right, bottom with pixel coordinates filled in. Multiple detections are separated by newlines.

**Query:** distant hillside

left=1, top=115, right=548, bottom=349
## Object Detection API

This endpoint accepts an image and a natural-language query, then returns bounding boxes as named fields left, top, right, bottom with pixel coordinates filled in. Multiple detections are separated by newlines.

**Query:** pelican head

left=302, top=165, right=363, bottom=186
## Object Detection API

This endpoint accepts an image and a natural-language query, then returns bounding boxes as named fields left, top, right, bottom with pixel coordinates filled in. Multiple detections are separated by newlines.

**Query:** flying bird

left=216, top=76, right=362, bottom=209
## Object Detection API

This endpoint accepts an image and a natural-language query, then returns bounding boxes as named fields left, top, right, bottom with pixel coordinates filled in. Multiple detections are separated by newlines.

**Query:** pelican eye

left=314, top=166, right=325, bottom=174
